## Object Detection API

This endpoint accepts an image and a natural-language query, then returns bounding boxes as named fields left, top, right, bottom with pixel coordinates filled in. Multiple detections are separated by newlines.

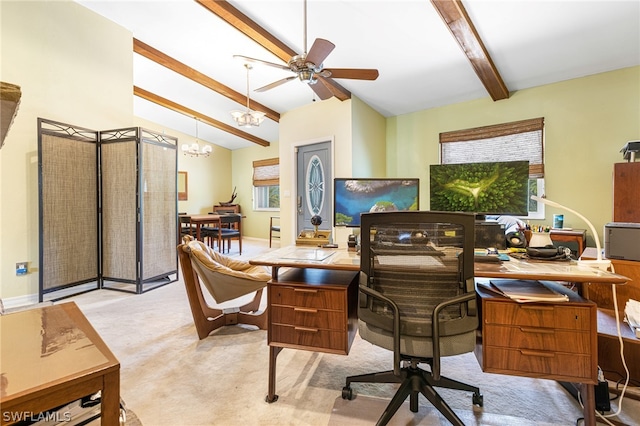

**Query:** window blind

left=439, top=117, right=544, bottom=177
left=253, top=158, right=279, bottom=187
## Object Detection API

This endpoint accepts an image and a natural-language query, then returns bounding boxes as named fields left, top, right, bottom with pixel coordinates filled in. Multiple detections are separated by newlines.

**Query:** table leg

left=581, top=383, right=595, bottom=426
left=266, top=346, right=283, bottom=403
left=101, top=369, right=120, bottom=426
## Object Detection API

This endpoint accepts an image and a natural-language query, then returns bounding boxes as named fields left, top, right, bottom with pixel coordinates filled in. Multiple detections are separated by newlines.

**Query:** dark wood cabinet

left=212, top=204, right=240, bottom=214
left=613, top=162, right=640, bottom=223
left=268, top=268, right=358, bottom=355
left=476, top=281, right=597, bottom=385
left=266, top=267, right=359, bottom=402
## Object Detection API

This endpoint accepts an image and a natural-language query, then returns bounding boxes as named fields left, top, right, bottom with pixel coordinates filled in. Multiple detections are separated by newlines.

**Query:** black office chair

left=269, top=216, right=280, bottom=248
left=342, top=211, right=482, bottom=426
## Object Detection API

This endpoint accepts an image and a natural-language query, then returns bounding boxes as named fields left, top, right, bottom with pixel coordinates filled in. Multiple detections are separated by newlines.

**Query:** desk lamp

left=531, top=195, right=611, bottom=270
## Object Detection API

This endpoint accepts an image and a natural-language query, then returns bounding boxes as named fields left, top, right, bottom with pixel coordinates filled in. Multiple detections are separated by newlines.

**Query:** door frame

left=289, top=136, right=335, bottom=245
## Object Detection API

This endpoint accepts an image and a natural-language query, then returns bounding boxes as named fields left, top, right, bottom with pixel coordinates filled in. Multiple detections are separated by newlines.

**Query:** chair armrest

left=358, top=284, right=402, bottom=376
left=431, top=291, right=477, bottom=379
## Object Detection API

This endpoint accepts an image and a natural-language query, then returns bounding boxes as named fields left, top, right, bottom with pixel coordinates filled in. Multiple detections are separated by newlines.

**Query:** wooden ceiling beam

left=134, top=86, right=270, bottom=147
left=195, top=0, right=296, bottom=63
left=431, top=0, right=509, bottom=101
left=133, top=38, right=280, bottom=123
left=196, top=0, right=352, bottom=101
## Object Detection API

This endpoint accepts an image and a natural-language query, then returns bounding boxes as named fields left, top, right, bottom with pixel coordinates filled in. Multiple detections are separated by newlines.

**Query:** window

left=253, top=158, right=280, bottom=210
left=439, top=117, right=545, bottom=219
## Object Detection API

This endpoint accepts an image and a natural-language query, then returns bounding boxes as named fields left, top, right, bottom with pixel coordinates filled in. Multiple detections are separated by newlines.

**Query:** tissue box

left=624, top=299, right=640, bottom=338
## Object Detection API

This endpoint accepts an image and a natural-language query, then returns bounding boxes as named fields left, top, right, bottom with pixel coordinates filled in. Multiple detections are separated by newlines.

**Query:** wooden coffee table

left=1, top=302, right=120, bottom=425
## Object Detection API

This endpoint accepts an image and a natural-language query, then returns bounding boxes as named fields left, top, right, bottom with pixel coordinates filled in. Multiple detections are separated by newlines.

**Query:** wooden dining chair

left=269, top=216, right=280, bottom=248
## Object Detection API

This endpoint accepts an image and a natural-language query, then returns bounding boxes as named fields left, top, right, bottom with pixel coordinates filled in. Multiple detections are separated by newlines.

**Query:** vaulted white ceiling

left=76, top=0, right=640, bottom=150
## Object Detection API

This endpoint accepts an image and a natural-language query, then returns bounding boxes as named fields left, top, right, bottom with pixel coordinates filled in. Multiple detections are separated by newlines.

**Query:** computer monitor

left=334, top=178, right=419, bottom=228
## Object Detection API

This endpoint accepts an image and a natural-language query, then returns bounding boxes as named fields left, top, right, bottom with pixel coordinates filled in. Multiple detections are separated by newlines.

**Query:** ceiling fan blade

left=321, top=68, right=379, bottom=80
left=233, top=55, right=290, bottom=71
left=316, top=76, right=351, bottom=101
left=309, top=78, right=334, bottom=100
left=255, top=76, right=296, bottom=92
left=305, top=38, right=335, bottom=66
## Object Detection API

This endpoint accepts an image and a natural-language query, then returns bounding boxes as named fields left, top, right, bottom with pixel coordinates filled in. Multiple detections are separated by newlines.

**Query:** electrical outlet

left=16, top=262, right=28, bottom=275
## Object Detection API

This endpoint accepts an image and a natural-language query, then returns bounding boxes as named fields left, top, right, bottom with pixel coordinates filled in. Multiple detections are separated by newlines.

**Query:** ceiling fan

left=233, top=0, right=379, bottom=101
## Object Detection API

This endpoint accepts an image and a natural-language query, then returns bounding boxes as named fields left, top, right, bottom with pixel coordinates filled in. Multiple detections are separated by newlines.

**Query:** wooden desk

left=266, top=268, right=358, bottom=402
left=580, top=247, right=640, bottom=384
left=251, top=246, right=629, bottom=424
left=550, top=228, right=587, bottom=255
left=475, top=280, right=598, bottom=423
left=0, top=302, right=120, bottom=425
left=252, top=245, right=629, bottom=284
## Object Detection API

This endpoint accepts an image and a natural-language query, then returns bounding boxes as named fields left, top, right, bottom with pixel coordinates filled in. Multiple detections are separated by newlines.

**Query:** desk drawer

left=484, top=347, right=593, bottom=381
left=483, top=324, right=591, bottom=354
left=270, top=286, right=345, bottom=310
left=270, top=324, right=348, bottom=354
left=271, top=306, right=345, bottom=330
left=484, top=301, right=592, bottom=331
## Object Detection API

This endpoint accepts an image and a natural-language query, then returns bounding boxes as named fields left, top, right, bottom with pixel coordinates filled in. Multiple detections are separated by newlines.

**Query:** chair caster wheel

left=473, top=392, right=483, bottom=407
left=342, top=386, right=354, bottom=400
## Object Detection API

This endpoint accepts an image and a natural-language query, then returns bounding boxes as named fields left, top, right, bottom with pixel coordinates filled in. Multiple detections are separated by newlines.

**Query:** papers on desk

left=479, top=279, right=569, bottom=303
left=624, top=299, right=640, bottom=338
left=282, top=248, right=336, bottom=261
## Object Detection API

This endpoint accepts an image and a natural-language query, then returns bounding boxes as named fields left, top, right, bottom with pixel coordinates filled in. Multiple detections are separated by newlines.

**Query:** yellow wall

left=387, top=66, right=640, bottom=246
left=0, top=1, right=133, bottom=300
left=231, top=142, right=280, bottom=239
left=278, top=98, right=352, bottom=245
left=351, top=96, right=386, bottom=177
left=272, top=96, right=387, bottom=246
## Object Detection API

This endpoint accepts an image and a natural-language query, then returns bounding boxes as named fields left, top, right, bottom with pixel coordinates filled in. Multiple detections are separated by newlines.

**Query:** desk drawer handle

left=294, top=307, right=318, bottom=313
left=520, top=327, right=554, bottom=334
left=294, top=326, right=318, bottom=333
left=294, top=288, right=318, bottom=294
left=520, top=350, right=555, bottom=358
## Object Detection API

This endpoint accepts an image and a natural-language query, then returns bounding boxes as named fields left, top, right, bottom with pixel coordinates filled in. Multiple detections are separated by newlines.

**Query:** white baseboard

left=1, top=282, right=98, bottom=310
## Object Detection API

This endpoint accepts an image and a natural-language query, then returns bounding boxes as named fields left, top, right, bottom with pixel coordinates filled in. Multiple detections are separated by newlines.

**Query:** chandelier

left=181, top=118, right=212, bottom=157
left=230, top=64, right=266, bottom=127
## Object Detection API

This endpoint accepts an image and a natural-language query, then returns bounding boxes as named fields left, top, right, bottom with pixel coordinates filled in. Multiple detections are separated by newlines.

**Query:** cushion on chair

left=358, top=320, right=476, bottom=359
left=185, top=239, right=270, bottom=303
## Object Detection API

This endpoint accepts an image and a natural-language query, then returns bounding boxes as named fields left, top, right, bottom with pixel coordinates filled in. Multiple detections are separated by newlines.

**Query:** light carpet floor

left=66, top=238, right=639, bottom=425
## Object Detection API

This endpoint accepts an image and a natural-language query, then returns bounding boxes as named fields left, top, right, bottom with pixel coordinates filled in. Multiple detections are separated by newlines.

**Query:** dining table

left=179, top=213, right=243, bottom=253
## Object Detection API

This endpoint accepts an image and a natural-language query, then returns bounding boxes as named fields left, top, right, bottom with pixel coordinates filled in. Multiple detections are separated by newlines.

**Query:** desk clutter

left=477, top=279, right=569, bottom=303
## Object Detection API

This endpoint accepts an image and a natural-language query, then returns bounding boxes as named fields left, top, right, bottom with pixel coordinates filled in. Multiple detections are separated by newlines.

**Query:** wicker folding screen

left=38, top=119, right=178, bottom=300
left=38, top=119, right=99, bottom=299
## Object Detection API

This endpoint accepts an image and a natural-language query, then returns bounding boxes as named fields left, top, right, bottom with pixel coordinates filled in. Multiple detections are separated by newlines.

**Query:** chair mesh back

left=359, top=212, right=475, bottom=337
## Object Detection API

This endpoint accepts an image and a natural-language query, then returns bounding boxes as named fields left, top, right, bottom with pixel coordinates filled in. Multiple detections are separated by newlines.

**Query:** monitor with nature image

left=429, top=160, right=530, bottom=217
left=334, top=178, right=420, bottom=227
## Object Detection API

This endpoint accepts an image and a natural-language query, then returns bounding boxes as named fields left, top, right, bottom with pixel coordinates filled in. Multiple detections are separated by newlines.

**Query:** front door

left=296, top=141, right=332, bottom=236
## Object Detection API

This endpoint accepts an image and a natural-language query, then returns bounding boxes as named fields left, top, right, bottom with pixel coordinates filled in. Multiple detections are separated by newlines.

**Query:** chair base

left=198, top=292, right=266, bottom=337
left=178, top=242, right=265, bottom=339
left=343, top=364, right=482, bottom=426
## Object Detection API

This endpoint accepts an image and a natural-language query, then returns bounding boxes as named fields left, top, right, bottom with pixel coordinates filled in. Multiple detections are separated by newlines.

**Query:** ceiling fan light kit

left=235, top=0, right=378, bottom=101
